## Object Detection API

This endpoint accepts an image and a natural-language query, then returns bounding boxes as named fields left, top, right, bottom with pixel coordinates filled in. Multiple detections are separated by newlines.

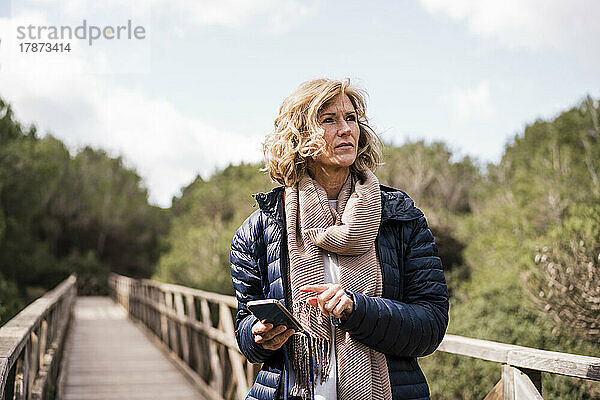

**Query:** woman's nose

left=338, top=120, right=351, bottom=135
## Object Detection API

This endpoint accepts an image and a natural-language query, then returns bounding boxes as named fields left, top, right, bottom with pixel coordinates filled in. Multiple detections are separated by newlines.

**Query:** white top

left=288, top=200, right=339, bottom=399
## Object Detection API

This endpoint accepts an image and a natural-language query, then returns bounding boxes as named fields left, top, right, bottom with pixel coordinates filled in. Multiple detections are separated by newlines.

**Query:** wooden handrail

left=439, top=334, right=600, bottom=381
left=108, top=273, right=600, bottom=400
left=439, top=335, right=600, bottom=399
left=0, top=275, right=77, bottom=400
left=109, top=273, right=257, bottom=400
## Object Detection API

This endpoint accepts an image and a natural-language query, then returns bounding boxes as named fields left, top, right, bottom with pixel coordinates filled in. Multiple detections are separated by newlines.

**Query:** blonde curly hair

left=263, top=78, right=381, bottom=187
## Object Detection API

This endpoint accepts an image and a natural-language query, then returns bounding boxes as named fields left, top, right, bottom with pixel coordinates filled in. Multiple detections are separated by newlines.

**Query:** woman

left=230, top=78, right=448, bottom=400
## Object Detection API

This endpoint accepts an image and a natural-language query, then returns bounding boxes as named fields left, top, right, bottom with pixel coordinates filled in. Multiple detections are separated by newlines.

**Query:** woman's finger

left=251, top=320, right=273, bottom=335
left=331, top=296, right=353, bottom=319
left=261, top=328, right=295, bottom=350
left=256, top=324, right=287, bottom=342
left=317, top=284, right=344, bottom=313
left=304, top=284, right=348, bottom=316
left=299, top=284, right=330, bottom=293
left=317, top=284, right=338, bottom=302
left=316, top=287, right=335, bottom=314
left=324, top=289, right=346, bottom=313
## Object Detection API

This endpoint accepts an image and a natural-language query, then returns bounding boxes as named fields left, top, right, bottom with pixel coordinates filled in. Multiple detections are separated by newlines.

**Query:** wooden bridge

left=1, top=275, right=599, bottom=400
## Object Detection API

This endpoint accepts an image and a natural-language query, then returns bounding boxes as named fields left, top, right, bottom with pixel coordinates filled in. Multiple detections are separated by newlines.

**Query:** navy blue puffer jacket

left=230, top=185, right=449, bottom=400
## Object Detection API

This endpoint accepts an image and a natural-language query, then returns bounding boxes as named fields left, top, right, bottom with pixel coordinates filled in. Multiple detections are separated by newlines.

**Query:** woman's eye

left=345, top=114, right=356, bottom=121
left=322, top=117, right=334, bottom=123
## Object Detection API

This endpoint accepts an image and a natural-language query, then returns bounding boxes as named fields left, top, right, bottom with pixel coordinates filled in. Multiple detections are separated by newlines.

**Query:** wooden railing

left=109, top=273, right=600, bottom=400
left=439, top=335, right=600, bottom=399
left=0, top=275, right=76, bottom=400
left=109, top=273, right=259, bottom=400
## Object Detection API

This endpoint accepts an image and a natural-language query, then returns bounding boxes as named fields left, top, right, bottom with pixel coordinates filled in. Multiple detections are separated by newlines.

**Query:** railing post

left=185, top=295, right=202, bottom=373
left=219, top=303, right=250, bottom=399
left=201, top=299, right=223, bottom=395
left=502, top=364, right=544, bottom=400
left=502, top=364, right=515, bottom=400
left=174, top=293, right=190, bottom=364
left=165, top=291, right=178, bottom=353
left=3, top=361, right=16, bottom=400
left=160, top=291, right=169, bottom=345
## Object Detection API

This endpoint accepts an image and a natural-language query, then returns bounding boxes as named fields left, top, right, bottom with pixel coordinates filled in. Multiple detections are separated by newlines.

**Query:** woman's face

left=312, top=94, right=360, bottom=171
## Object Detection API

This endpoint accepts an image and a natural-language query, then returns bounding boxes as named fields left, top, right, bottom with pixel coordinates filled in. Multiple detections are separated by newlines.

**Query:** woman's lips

left=335, top=143, right=354, bottom=149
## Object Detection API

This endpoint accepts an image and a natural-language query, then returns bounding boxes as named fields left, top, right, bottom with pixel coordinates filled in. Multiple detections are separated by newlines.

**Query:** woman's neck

left=307, top=164, right=350, bottom=199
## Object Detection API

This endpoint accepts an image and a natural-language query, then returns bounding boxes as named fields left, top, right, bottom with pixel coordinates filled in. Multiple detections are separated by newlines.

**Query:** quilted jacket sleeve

left=230, top=212, right=276, bottom=364
left=334, top=215, right=449, bottom=358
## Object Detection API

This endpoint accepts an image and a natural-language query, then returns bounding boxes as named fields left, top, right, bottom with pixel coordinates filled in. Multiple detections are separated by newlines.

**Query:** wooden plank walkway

left=60, top=296, right=205, bottom=400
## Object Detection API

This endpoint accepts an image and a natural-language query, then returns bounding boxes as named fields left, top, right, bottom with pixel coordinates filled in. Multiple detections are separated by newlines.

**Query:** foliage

left=378, top=141, right=480, bottom=214
left=377, top=141, right=481, bottom=290
left=0, top=272, right=23, bottom=324
left=420, top=96, right=600, bottom=399
left=61, top=250, right=110, bottom=296
left=0, top=97, right=168, bottom=321
left=153, top=163, right=275, bottom=294
left=529, top=204, right=600, bottom=340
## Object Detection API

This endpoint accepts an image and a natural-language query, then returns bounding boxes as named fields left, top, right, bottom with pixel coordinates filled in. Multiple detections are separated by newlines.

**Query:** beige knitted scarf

left=284, top=169, right=392, bottom=400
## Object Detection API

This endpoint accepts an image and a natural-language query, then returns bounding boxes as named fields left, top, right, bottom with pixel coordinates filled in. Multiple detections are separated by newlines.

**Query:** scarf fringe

left=290, top=335, right=331, bottom=396
left=290, top=301, right=332, bottom=396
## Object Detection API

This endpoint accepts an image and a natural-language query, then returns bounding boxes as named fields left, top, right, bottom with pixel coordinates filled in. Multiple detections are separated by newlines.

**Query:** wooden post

left=38, top=321, right=47, bottom=374
left=502, top=364, right=515, bottom=400
left=186, top=295, right=203, bottom=374
left=219, top=303, right=249, bottom=399
left=4, top=361, right=16, bottom=400
left=513, top=367, right=543, bottom=400
left=160, top=291, right=170, bottom=346
left=165, top=291, right=177, bottom=353
left=174, top=293, right=191, bottom=364
left=201, top=299, right=223, bottom=396
left=22, top=340, right=30, bottom=400
left=29, top=328, right=39, bottom=399
left=502, top=364, right=543, bottom=400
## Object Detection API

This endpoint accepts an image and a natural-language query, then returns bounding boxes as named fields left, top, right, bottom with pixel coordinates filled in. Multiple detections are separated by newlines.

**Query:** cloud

left=417, top=0, right=600, bottom=53
left=0, top=12, right=263, bottom=207
left=160, top=0, right=318, bottom=33
left=30, top=0, right=319, bottom=34
left=442, top=81, right=495, bottom=122
left=0, top=64, right=263, bottom=207
left=0, top=1, right=287, bottom=207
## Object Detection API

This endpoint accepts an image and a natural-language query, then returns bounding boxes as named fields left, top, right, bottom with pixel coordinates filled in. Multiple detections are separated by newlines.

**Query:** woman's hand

left=300, top=284, right=354, bottom=320
left=252, top=320, right=295, bottom=350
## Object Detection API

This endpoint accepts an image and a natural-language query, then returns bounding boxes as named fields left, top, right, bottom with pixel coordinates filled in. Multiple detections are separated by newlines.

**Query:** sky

left=0, top=0, right=598, bottom=207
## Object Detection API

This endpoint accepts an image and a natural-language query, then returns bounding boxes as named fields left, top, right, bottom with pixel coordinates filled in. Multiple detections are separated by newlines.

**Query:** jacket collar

left=252, top=186, right=285, bottom=224
left=253, top=184, right=423, bottom=224
left=379, top=184, right=424, bottom=221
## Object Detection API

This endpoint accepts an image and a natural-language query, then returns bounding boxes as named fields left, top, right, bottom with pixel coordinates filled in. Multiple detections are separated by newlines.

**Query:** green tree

left=0, top=272, right=23, bottom=324
left=154, top=163, right=275, bottom=294
left=529, top=204, right=600, bottom=341
left=377, top=141, right=481, bottom=287
left=0, top=96, right=168, bottom=317
left=421, top=96, right=600, bottom=399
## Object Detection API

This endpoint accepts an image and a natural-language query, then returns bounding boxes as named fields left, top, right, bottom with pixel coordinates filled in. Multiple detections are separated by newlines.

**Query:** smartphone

left=247, top=299, right=303, bottom=331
